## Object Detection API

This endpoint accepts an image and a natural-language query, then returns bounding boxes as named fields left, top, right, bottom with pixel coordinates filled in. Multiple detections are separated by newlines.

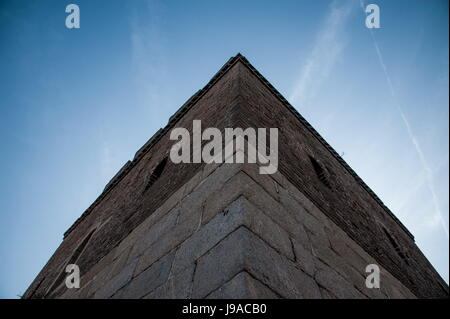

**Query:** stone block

left=291, top=238, right=315, bottom=277
left=94, top=259, right=137, bottom=299
left=109, top=247, right=132, bottom=279
left=128, top=206, right=179, bottom=262
left=134, top=205, right=201, bottom=276
left=279, top=186, right=326, bottom=238
left=206, top=271, right=280, bottom=299
left=118, top=251, right=175, bottom=299
left=192, top=227, right=321, bottom=299
left=241, top=163, right=280, bottom=202
left=314, top=260, right=366, bottom=299
left=192, top=228, right=246, bottom=298
left=144, top=265, right=195, bottom=299
left=85, top=261, right=115, bottom=297
left=171, top=195, right=294, bottom=275
left=202, top=172, right=310, bottom=251
left=201, top=171, right=253, bottom=225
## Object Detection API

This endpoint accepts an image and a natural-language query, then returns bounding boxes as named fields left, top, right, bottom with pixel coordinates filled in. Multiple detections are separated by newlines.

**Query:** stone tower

left=24, top=54, right=448, bottom=299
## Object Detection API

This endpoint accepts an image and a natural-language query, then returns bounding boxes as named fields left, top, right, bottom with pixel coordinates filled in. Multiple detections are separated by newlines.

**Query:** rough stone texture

left=24, top=54, right=447, bottom=299
left=206, top=272, right=280, bottom=299
left=143, top=265, right=195, bottom=299
left=35, top=162, right=423, bottom=299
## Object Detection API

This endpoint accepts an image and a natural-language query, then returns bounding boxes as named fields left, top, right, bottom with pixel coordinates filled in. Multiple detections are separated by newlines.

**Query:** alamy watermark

left=64, top=3, right=380, bottom=30
left=365, top=264, right=380, bottom=289
left=365, top=4, right=380, bottom=29
left=169, top=120, right=279, bottom=175
left=65, top=264, right=80, bottom=289
left=65, top=4, right=80, bottom=29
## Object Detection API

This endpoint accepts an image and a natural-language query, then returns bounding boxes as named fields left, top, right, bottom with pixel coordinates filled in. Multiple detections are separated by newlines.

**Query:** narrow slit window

left=382, top=227, right=409, bottom=264
left=144, top=157, right=168, bottom=193
left=309, top=155, right=331, bottom=188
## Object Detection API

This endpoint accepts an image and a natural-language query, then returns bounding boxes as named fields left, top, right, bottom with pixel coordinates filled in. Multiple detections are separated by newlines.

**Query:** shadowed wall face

left=231, top=60, right=448, bottom=298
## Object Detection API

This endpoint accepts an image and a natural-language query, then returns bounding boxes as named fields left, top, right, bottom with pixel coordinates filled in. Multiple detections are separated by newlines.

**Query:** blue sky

left=0, top=0, right=448, bottom=298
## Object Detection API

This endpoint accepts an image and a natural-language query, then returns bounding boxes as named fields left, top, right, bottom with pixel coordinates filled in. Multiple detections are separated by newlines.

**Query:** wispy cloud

left=289, top=0, right=355, bottom=109
left=129, top=0, right=167, bottom=114
left=100, top=141, right=114, bottom=180
left=359, top=0, right=449, bottom=238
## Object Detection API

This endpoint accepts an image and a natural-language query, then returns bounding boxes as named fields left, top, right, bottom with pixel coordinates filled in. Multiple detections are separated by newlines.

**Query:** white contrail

left=360, top=0, right=449, bottom=238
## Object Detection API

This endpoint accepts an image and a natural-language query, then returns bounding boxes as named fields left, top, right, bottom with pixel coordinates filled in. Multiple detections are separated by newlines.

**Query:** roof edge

left=63, top=54, right=244, bottom=238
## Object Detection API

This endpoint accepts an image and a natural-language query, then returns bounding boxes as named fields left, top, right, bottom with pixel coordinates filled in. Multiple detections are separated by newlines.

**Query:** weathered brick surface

left=24, top=55, right=447, bottom=299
